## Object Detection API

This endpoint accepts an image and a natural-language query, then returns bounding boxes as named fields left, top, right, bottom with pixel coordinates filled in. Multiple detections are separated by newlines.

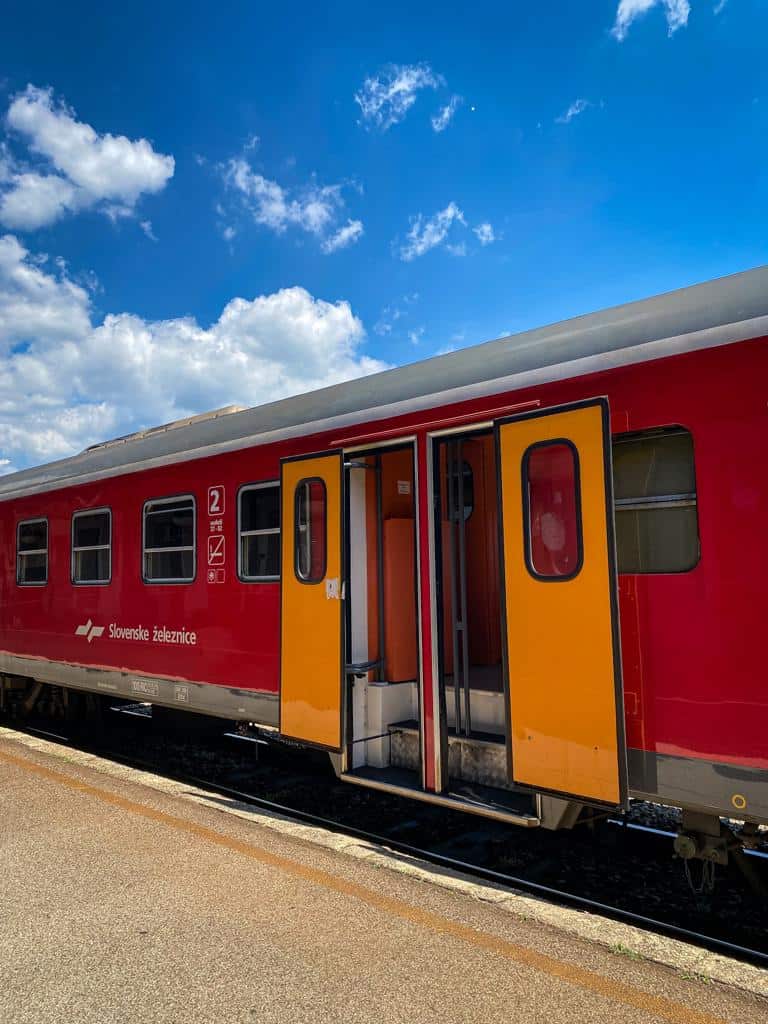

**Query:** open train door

left=495, top=398, right=627, bottom=807
left=280, top=452, right=344, bottom=751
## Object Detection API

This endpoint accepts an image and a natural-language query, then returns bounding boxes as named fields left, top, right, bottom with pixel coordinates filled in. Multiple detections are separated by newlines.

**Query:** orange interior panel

left=438, top=438, right=499, bottom=673
left=365, top=448, right=419, bottom=683
left=380, top=449, right=415, bottom=519
left=382, top=518, right=418, bottom=682
left=497, top=402, right=623, bottom=805
left=280, top=453, right=343, bottom=749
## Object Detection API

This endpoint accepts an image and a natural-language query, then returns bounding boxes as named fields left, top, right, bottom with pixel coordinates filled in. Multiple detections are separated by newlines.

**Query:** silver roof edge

left=1, top=264, right=767, bottom=501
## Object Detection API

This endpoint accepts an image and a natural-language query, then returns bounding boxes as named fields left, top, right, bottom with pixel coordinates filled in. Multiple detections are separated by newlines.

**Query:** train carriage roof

left=2, top=264, right=768, bottom=500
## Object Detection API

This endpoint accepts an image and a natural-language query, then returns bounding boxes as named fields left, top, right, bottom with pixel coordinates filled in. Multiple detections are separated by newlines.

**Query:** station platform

left=0, top=727, right=765, bottom=1024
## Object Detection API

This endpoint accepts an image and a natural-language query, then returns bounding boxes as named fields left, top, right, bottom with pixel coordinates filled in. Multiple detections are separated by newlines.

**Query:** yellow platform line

left=0, top=745, right=727, bottom=1024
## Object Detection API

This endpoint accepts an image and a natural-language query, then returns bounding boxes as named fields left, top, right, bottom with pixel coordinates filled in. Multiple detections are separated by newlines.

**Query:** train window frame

left=294, top=477, right=327, bottom=584
left=521, top=438, right=584, bottom=583
left=71, top=507, right=112, bottom=586
left=612, top=426, right=700, bottom=575
left=238, top=481, right=281, bottom=583
left=16, top=517, right=49, bottom=586
left=142, top=494, right=196, bottom=585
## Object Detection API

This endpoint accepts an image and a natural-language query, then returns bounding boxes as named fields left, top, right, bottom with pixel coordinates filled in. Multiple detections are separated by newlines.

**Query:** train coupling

left=674, top=830, right=729, bottom=866
left=673, top=811, right=730, bottom=866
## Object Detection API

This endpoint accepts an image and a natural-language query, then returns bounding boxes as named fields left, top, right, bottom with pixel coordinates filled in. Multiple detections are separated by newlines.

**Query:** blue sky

left=0, top=0, right=764, bottom=470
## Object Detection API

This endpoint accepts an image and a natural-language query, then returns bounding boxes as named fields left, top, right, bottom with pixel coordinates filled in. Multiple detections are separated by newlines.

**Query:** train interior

left=344, top=433, right=514, bottom=797
left=429, top=430, right=513, bottom=794
left=345, top=445, right=421, bottom=784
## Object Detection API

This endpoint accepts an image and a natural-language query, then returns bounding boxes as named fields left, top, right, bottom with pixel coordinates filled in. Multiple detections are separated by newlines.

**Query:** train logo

left=74, top=619, right=105, bottom=644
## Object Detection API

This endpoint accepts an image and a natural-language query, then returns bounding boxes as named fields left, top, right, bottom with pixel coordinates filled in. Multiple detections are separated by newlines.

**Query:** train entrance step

left=390, top=719, right=512, bottom=791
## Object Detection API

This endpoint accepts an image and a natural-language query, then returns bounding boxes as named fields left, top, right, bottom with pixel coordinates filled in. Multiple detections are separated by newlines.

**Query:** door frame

left=338, top=436, right=425, bottom=783
left=494, top=397, right=627, bottom=807
left=429, top=425, right=509, bottom=794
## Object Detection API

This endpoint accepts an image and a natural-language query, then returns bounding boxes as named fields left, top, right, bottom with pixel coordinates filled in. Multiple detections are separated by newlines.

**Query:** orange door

left=280, top=452, right=344, bottom=750
left=496, top=399, right=626, bottom=806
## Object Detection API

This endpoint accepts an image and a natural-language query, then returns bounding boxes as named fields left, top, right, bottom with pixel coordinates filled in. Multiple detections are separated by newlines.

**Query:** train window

left=239, top=483, right=280, bottom=582
left=72, top=509, right=111, bottom=585
left=523, top=441, right=583, bottom=581
left=294, top=478, right=326, bottom=583
left=613, top=428, right=699, bottom=573
left=448, top=460, right=474, bottom=521
left=17, top=518, right=48, bottom=585
left=143, top=495, right=196, bottom=583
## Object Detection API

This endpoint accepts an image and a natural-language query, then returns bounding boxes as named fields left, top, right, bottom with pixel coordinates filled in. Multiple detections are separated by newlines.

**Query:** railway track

left=4, top=712, right=768, bottom=971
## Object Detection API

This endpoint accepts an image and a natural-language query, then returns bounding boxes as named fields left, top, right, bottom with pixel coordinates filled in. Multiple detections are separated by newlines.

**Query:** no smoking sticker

left=207, top=535, right=225, bottom=566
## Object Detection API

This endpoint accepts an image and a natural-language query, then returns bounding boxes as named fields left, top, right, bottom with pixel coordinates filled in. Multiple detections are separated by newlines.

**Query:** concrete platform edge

left=2, top=727, right=765, bottom=1001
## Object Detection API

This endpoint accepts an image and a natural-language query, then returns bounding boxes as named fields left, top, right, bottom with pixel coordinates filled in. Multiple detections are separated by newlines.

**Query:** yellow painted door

left=280, top=452, right=343, bottom=750
left=496, top=399, right=625, bottom=806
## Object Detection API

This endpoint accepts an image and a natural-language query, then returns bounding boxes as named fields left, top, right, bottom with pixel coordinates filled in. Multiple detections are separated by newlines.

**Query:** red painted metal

left=1, top=335, right=768, bottom=775
left=332, top=399, right=540, bottom=447
left=415, top=433, right=436, bottom=791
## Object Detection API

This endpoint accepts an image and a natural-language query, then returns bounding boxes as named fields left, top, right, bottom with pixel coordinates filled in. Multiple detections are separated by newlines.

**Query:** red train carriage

left=2, top=267, right=767, bottom=862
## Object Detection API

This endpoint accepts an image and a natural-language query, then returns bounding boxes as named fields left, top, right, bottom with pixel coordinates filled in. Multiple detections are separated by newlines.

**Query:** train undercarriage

left=3, top=671, right=765, bottom=901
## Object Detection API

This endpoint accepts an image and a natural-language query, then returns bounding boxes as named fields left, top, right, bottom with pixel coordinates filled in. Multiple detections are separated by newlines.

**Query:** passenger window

left=143, top=496, right=195, bottom=582
left=72, top=509, right=111, bottom=584
left=17, top=518, right=48, bottom=585
left=612, top=428, right=699, bottom=573
left=239, top=483, right=280, bottom=581
left=295, top=479, right=326, bottom=583
left=523, top=442, right=582, bottom=580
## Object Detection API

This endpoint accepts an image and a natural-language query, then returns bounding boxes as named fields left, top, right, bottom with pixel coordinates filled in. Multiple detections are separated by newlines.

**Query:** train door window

left=17, top=518, right=48, bottom=585
left=612, top=427, right=699, bottom=573
left=143, top=495, right=196, bottom=583
left=294, top=478, right=326, bottom=583
left=523, top=441, right=583, bottom=580
left=72, top=509, right=111, bottom=584
left=239, top=482, right=280, bottom=581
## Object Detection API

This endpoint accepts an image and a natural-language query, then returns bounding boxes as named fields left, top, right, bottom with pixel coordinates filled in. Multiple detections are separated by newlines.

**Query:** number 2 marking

left=208, top=486, right=225, bottom=515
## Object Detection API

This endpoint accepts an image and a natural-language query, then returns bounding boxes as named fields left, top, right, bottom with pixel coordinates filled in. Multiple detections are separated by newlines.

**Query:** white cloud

left=611, top=0, right=690, bottom=40
left=355, top=63, right=444, bottom=131
left=222, top=157, right=362, bottom=254
left=140, top=220, right=157, bottom=242
left=373, top=293, right=418, bottom=336
left=473, top=222, right=496, bottom=245
left=0, top=234, right=92, bottom=344
left=399, top=202, right=466, bottom=261
left=0, top=172, right=78, bottom=230
left=556, top=98, right=591, bottom=124
left=408, top=326, right=424, bottom=346
left=0, top=144, right=12, bottom=183
left=713, top=0, right=727, bottom=11
left=445, top=242, right=466, bottom=257
left=0, top=85, right=174, bottom=230
left=431, top=95, right=463, bottom=133
left=0, top=234, right=387, bottom=468
left=321, top=218, right=364, bottom=254
left=224, top=158, right=336, bottom=234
